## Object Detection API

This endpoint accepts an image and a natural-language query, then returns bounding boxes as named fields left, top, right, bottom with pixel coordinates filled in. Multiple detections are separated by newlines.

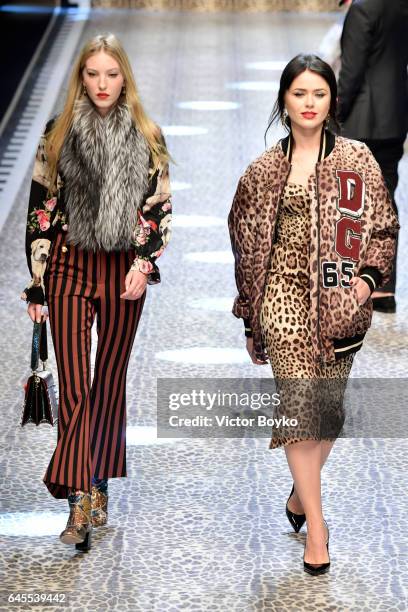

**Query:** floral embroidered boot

left=59, top=489, right=92, bottom=551
left=91, top=477, right=108, bottom=527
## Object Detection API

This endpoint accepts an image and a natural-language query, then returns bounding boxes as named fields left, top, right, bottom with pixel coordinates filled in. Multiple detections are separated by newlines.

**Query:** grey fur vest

left=58, top=96, right=150, bottom=251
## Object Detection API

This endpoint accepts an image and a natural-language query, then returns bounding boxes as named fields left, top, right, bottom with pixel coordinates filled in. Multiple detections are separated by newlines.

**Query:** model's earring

left=121, top=85, right=126, bottom=96
left=82, top=84, right=87, bottom=97
left=325, top=114, right=331, bottom=126
left=281, top=108, right=288, bottom=126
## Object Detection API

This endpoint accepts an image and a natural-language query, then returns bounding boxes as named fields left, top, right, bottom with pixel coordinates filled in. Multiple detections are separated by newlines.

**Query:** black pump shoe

left=303, top=520, right=330, bottom=576
left=286, top=484, right=306, bottom=533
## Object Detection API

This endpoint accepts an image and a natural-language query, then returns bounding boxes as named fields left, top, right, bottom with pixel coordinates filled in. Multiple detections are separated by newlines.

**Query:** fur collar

left=58, top=96, right=150, bottom=251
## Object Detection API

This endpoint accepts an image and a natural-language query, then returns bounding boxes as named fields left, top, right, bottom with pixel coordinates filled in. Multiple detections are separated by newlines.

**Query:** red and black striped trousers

left=43, top=231, right=146, bottom=499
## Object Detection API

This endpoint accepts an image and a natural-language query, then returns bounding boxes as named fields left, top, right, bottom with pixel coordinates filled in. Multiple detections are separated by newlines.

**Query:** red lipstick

left=301, top=112, right=317, bottom=119
left=97, top=93, right=109, bottom=99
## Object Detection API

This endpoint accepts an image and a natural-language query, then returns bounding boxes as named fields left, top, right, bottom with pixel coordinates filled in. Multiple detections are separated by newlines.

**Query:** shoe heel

left=75, top=527, right=92, bottom=552
left=286, top=483, right=306, bottom=533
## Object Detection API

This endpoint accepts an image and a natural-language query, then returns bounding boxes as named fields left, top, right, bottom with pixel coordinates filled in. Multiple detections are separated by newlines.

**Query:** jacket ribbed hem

left=332, top=332, right=366, bottom=360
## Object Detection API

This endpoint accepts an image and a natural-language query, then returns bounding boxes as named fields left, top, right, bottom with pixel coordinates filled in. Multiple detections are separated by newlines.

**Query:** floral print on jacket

left=21, top=118, right=172, bottom=305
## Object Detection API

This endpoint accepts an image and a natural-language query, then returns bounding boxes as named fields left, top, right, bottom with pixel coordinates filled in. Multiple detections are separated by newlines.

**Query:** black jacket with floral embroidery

left=21, top=117, right=172, bottom=305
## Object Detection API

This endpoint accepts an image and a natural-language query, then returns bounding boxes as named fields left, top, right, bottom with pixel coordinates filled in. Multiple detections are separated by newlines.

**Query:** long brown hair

left=45, top=33, right=170, bottom=196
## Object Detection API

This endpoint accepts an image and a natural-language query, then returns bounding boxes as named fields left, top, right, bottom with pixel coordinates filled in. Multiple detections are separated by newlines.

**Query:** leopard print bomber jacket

left=21, top=112, right=172, bottom=306
left=228, top=129, right=399, bottom=364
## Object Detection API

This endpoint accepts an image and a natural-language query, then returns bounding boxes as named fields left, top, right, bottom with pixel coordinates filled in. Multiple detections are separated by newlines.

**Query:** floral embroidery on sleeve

left=22, top=119, right=64, bottom=304
left=130, top=159, right=172, bottom=284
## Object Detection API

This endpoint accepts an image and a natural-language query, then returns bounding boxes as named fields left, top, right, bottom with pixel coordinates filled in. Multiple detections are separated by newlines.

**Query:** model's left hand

left=120, top=270, right=147, bottom=300
left=349, top=276, right=371, bottom=306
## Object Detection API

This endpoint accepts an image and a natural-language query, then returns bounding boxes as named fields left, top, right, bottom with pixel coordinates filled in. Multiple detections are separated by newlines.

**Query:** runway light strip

left=127, top=426, right=183, bottom=445
left=245, top=61, right=288, bottom=71
left=0, top=5, right=54, bottom=12
left=0, top=512, right=69, bottom=537
left=171, top=181, right=192, bottom=191
left=177, top=101, right=240, bottom=111
left=226, top=81, right=279, bottom=91
left=173, top=215, right=224, bottom=227
left=162, top=126, right=208, bottom=136
left=155, top=347, right=249, bottom=364
left=184, top=251, right=234, bottom=264
left=188, top=297, right=234, bottom=311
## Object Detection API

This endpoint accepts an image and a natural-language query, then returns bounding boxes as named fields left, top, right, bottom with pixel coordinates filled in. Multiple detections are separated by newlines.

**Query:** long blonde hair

left=45, top=33, right=170, bottom=196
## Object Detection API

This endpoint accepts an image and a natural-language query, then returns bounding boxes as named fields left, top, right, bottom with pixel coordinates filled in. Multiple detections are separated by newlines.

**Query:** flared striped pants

left=43, top=231, right=146, bottom=499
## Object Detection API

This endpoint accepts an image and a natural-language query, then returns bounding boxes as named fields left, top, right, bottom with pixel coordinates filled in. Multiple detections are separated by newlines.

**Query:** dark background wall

left=0, top=0, right=55, bottom=122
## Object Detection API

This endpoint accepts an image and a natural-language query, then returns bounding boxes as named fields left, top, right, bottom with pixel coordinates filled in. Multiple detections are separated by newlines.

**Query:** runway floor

left=1, top=8, right=408, bottom=612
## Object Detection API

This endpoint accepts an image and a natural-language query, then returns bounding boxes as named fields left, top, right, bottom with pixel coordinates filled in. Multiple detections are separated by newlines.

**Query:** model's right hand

left=27, top=302, right=48, bottom=323
left=246, top=337, right=268, bottom=365
left=120, top=269, right=148, bottom=300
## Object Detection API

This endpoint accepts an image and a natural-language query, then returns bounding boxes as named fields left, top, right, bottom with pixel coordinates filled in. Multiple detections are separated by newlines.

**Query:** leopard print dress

left=260, top=181, right=354, bottom=449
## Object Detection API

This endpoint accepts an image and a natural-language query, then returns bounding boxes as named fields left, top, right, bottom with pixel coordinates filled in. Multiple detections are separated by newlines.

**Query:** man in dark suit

left=337, top=0, right=408, bottom=312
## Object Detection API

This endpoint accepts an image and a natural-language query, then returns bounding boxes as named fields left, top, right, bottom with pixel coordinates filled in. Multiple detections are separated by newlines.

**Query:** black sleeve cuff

left=359, top=266, right=382, bottom=294
left=243, top=317, right=252, bottom=338
left=22, top=285, right=45, bottom=305
left=147, top=261, right=161, bottom=285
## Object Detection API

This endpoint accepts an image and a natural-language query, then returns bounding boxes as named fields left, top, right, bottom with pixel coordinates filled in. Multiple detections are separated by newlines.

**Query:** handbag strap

left=30, top=317, right=48, bottom=371
left=40, top=317, right=48, bottom=363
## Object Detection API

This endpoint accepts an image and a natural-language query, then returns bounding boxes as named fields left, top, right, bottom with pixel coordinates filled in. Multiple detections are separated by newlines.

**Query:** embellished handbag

left=21, top=317, right=58, bottom=426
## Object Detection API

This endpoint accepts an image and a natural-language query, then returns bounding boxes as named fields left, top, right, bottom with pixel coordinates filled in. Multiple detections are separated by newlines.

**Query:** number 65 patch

left=322, top=261, right=355, bottom=288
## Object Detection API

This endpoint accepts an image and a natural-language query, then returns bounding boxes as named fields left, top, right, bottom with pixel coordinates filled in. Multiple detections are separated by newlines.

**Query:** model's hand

left=350, top=276, right=371, bottom=306
left=27, top=303, right=48, bottom=323
left=246, top=337, right=268, bottom=365
left=120, top=269, right=147, bottom=300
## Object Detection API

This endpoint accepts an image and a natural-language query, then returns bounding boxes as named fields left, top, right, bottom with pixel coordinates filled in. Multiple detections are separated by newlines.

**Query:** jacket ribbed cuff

left=243, top=318, right=252, bottom=338
left=359, top=266, right=382, bottom=294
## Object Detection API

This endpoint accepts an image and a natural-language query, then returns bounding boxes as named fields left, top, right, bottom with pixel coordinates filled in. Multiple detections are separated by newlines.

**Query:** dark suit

left=338, top=0, right=408, bottom=141
left=338, top=0, right=408, bottom=294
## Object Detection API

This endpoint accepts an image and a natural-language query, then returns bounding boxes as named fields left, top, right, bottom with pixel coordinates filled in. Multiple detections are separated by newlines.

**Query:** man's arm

left=338, top=1, right=374, bottom=122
